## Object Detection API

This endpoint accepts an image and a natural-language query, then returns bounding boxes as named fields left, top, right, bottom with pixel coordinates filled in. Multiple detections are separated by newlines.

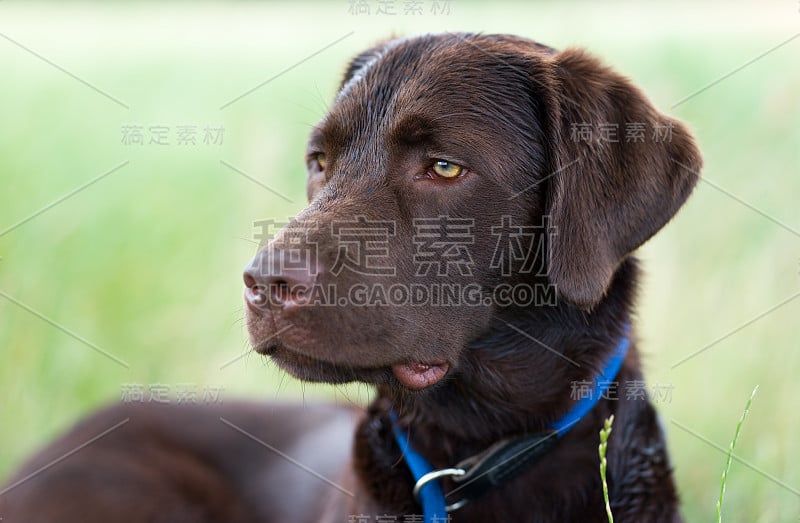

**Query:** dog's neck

left=351, top=259, right=642, bottom=517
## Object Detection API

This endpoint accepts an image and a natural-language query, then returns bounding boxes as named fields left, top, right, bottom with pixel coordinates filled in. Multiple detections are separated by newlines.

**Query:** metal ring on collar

left=412, top=467, right=468, bottom=512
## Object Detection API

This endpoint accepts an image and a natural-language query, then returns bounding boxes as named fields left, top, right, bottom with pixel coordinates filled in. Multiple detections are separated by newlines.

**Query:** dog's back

left=0, top=401, right=358, bottom=523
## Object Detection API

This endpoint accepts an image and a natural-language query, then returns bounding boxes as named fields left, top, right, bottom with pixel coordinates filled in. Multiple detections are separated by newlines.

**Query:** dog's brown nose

left=243, top=249, right=317, bottom=307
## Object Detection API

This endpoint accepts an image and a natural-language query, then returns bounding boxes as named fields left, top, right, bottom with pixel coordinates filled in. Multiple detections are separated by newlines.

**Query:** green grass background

left=1, top=2, right=798, bottom=521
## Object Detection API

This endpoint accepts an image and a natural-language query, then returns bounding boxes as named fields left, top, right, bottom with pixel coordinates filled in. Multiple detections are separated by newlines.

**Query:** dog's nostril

left=243, top=272, right=258, bottom=290
left=243, top=272, right=269, bottom=307
left=243, top=250, right=317, bottom=307
left=269, top=278, right=310, bottom=303
left=270, top=279, right=291, bottom=302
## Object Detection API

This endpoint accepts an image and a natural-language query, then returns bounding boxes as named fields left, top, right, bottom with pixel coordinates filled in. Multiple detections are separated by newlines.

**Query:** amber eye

left=431, top=160, right=463, bottom=179
left=314, top=153, right=327, bottom=170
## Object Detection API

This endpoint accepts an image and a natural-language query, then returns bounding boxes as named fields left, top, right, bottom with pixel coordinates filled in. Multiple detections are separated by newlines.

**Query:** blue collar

left=391, top=331, right=630, bottom=522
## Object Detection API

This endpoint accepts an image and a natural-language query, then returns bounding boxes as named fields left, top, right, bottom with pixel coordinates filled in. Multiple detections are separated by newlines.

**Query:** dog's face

left=244, top=34, right=700, bottom=390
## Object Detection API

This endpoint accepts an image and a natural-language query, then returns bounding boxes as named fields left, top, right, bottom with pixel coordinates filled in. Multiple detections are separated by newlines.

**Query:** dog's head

left=243, top=33, right=700, bottom=390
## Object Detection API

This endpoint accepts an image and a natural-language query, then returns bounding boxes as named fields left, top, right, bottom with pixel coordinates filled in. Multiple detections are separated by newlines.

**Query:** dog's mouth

left=254, top=339, right=449, bottom=390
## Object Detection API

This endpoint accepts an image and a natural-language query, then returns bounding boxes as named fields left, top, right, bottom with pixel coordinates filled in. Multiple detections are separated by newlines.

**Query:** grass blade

left=716, top=385, right=758, bottom=523
left=599, top=415, right=615, bottom=523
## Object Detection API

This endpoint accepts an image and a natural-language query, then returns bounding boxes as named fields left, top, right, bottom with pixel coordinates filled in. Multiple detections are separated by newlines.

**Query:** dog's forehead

left=337, top=36, right=449, bottom=99
left=338, top=34, right=550, bottom=98
left=334, top=37, right=465, bottom=125
left=324, top=34, right=540, bottom=144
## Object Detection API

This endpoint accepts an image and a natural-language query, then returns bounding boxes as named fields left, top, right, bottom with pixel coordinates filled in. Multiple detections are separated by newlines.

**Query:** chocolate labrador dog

left=1, top=33, right=701, bottom=522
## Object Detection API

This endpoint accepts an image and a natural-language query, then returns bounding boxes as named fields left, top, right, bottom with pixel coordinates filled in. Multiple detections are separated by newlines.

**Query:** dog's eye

left=313, top=153, right=326, bottom=170
left=431, top=160, right=463, bottom=179
left=307, top=152, right=326, bottom=173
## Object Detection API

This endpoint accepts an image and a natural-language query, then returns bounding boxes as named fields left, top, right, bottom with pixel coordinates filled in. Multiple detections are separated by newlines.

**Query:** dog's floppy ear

left=539, top=48, right=702, bottom=310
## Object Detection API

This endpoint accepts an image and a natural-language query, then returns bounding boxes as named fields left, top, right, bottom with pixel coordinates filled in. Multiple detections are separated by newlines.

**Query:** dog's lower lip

left=256, top=341, right=448, bottom=389
left=391, top=361, right=449, bottom=390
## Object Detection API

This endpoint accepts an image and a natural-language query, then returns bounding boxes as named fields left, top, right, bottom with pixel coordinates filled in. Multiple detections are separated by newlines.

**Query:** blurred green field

left=1, top=2, right=799, bottom=521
